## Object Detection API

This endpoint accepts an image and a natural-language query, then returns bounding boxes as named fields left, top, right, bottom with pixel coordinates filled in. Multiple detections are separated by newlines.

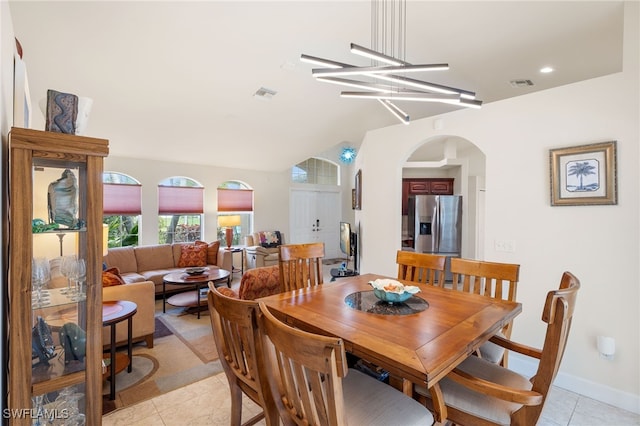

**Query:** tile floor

left=104, top=264, right=640, bottom=425
left=102, top=373, right=639, bottom=426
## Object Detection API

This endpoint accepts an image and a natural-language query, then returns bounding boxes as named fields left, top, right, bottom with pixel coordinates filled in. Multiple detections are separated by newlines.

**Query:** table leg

left=109, top=324, right=116, bottom=400
left=127, top=316, right=133, bottom=373
left=429, top=383, right=447, bottom=424
left=163, top=281, right=166, bottom=313
left=195, top=283, right=201, bottom=319
left=402, top=378, right=413, bottom=396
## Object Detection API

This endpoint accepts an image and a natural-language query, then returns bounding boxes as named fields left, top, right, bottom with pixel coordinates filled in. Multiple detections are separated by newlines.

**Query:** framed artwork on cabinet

left=353, top=169, right=362, bottom=210
left=549, top=141, right=617, bottom=206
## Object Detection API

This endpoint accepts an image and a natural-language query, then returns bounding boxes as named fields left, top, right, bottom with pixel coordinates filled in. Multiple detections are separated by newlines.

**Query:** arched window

left=291, top=157, right=339, bottom=185
left=158, top=176, right=204, bottom=243
left=217, top=181, right=253, bottom=246
left=103, top=171, right=141, bottom=247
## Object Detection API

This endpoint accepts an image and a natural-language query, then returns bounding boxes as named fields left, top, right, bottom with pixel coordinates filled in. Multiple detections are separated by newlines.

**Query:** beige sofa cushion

left=135, top=244, right=175, bottom=271
left=105, top=246, right=138, bottom=274
left=103, top=281, right=155, bottom=347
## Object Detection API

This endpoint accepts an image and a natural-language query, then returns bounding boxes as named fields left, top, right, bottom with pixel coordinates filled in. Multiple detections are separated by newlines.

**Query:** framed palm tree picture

left=550, top=141, right=617, bottom=206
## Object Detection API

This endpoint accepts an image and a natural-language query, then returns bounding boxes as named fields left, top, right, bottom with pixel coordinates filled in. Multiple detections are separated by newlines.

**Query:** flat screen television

left=339, top=222, right=358, bottom=272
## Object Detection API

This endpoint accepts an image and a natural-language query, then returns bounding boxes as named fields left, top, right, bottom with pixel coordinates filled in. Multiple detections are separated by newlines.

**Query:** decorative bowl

left=185, top=267, right=207, bottom=276
left=369, top=279, right=420, bottom=304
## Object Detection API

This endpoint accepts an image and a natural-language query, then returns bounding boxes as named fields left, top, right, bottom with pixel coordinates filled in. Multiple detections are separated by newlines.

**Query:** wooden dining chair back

left=256, top=302, right=434, bottom=426
left=396, top=250, right=447, bottom=287
left=450, top=257, right=520, bottom=302
left=278, top=242, right=325, bottom=292
left=450, top=257, right=521, bottom=365
left=419, top=271, right=580, bottom=426
left=207, top=285, right=277, bottom=426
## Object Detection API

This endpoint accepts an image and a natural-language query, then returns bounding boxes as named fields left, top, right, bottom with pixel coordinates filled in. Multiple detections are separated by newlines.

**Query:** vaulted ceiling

left=9, top=1, right=624, bottom=171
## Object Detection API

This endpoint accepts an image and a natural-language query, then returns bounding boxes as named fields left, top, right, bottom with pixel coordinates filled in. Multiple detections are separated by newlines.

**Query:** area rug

left=102, top=310, right=222, bottom=415
left=102, top=354, right=158, bottom=395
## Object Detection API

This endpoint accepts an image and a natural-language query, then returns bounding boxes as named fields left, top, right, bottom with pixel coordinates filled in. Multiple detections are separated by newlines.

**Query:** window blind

left=217, top=188, right=253, bottom=212
left=103, top=183, right=142, bottom=215
left=158, top=186, right=204, bottom=214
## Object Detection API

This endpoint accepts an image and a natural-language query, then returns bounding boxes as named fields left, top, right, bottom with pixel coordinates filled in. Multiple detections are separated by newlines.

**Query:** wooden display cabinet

left=8, top=128, right=108, bottom=425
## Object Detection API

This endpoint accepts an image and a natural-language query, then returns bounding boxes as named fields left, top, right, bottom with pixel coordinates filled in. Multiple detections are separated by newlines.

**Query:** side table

left=226, top=246, right=245, bottom=276
left=102, top=300, right=137, bottom=400
left=330, top=268, right=358, bottom=282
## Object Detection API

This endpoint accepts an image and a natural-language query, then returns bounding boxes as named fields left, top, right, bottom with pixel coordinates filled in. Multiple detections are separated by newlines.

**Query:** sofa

left=103, top=241, right=233, bottom=295
left=244, top=231, right=285, bottom=269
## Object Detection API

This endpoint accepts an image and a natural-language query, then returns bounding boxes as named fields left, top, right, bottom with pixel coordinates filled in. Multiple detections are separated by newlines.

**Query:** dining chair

left=214, top=265, right=281, bottom=301
left=416, top=271, right=580, bottom=426
left=206, top=285, right=278, bottom=426
left=278, top=242, right=325, bottom=292
left=255, top=302, right=435, bottom=426
left=396, top=250, right=447, bottom=287
left=450, top=257, right=521, bottom=366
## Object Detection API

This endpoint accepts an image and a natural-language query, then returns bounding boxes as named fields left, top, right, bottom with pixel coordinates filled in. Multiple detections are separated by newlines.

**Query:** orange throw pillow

left=102, top=267, right=125, bottom=287
left=207, top=240, right=220, bottom=265
left=178, top=241, right=208, bottom=267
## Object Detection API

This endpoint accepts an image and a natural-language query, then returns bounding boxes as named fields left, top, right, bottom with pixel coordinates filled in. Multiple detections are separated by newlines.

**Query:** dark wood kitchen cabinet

left=401, top=178, right=454, bottom=214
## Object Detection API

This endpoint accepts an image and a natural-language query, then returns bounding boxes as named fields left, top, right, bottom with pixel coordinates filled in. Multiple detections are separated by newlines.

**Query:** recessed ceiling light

left=540, top=66, right=554, bottom=73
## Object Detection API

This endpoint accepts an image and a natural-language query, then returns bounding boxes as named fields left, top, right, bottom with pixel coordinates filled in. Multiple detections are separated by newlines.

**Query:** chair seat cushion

left=343, top=368, right=433, bottom=425
left=479, top=330, right=506, bottom=363
left=416, top=355, right=532, bottom=425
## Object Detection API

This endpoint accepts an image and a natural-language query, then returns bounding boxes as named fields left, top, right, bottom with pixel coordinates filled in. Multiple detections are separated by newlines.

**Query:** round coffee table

left=162, top=269, right=231, bottom=318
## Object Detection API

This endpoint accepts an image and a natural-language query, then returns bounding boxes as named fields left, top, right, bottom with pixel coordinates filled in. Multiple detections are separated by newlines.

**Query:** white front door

left=290, top=189, right=341, bottom=259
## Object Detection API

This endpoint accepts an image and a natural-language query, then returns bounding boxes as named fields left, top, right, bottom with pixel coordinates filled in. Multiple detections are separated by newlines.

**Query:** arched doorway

left=402, top=136, right=486, bottom=260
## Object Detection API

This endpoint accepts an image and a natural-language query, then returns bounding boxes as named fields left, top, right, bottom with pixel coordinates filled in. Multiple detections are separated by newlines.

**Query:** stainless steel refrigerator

left=407, top=195, right=462, bottom=280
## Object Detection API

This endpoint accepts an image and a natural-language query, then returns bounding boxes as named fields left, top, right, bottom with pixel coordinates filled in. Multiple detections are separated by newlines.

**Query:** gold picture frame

left=549, top=141, right=617, bottom=206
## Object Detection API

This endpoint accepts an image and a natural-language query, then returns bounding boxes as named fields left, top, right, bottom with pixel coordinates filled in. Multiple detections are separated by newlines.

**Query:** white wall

left=354, top=2, right=639, bottom=413
left=1, top=1, right=16, bottom=413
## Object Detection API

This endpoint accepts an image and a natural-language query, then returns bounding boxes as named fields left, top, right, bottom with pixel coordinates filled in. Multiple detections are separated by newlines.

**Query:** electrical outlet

left=504, top=240, right=516, bottom=253
left=495, top=239, right=516, bottom=253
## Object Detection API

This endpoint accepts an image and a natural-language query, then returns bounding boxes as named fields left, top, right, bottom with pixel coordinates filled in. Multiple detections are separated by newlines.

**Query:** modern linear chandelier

left=301, top=0, right=482, bottom=124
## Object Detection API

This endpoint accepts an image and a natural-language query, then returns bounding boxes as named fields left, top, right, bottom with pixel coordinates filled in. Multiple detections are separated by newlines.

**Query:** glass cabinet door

left=31, top=161, right=88, bottom=424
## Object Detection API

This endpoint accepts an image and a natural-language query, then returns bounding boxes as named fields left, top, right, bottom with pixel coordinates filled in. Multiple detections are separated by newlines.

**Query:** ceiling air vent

left=253, top=87, right=277, bottom=100
left=510, top=79, right=534, bottom=88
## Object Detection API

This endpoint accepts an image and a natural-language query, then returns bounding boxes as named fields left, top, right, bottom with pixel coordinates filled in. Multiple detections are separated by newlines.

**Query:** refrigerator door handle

left=433, top=197, right=440, bottom=253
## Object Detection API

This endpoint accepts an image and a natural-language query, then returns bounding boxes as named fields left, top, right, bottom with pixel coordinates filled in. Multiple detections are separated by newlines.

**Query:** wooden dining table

left=259, top=273, right=522, bottom=423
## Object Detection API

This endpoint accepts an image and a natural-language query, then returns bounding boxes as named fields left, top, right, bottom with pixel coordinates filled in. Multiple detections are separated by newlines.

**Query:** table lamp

left=218, top=215, right=241, bottom=249
left=103, top=224, right=109, bottom=256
